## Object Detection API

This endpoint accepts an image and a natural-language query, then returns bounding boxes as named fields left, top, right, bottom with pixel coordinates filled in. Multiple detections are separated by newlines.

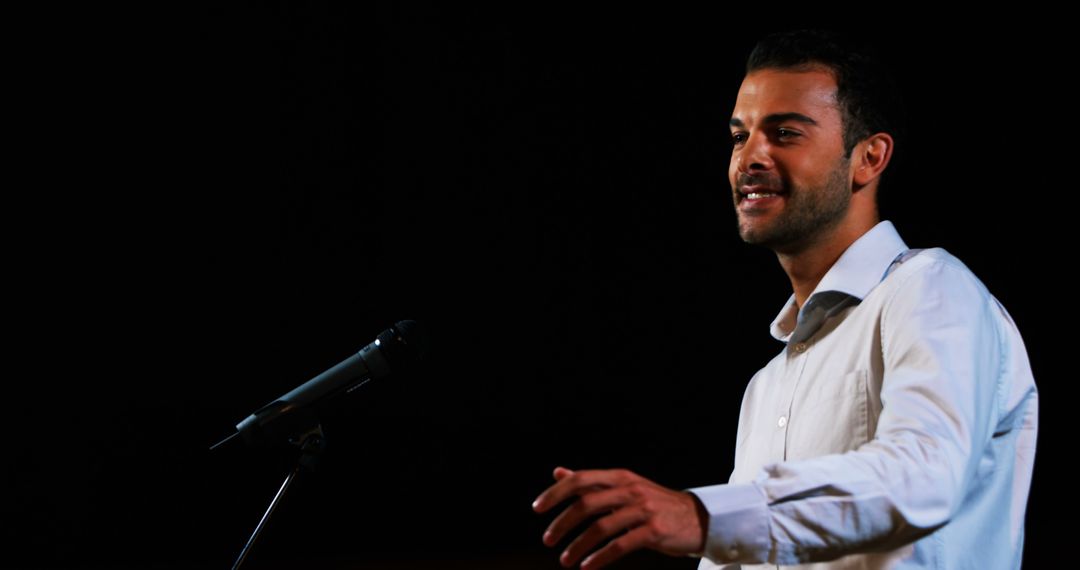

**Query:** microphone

left=215, top=320, right=428, bottom=449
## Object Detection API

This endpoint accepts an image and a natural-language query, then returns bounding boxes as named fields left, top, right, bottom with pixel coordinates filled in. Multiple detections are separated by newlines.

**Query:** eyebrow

left=729, top=112, right=819, bottom=129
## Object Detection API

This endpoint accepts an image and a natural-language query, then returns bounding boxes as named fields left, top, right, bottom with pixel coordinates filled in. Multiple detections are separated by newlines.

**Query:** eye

left=777, top=128, right=799, bottom=140
left=730, top=129, right=798, bottom=146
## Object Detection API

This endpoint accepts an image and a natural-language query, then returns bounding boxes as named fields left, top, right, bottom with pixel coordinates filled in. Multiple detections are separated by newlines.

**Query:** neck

left=777, top=216, right=880, bottom=310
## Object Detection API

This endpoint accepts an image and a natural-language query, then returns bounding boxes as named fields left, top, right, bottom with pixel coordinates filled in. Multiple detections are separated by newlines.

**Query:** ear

left=852, top=133, right=894, bottom=188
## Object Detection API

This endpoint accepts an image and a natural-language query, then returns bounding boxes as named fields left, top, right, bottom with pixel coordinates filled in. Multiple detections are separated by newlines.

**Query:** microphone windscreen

left=377, top=319, right=429, bottom=371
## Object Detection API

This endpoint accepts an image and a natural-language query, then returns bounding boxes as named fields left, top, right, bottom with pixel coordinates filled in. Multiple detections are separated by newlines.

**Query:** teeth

left=746, top=192, right=779, bottom=199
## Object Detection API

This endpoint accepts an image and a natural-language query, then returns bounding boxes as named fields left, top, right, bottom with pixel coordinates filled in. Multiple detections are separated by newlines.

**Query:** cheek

left=793, top=151, right=839, bottom=181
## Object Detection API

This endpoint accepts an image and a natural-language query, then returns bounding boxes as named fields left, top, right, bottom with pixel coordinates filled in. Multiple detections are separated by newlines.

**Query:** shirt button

left=793, top=342, right=807, bottom=353
left=778, top=416, right=787, bottom=428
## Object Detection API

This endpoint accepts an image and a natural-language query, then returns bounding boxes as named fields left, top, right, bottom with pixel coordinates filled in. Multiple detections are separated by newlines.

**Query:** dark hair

left=746, top=29, right=908, bottom=199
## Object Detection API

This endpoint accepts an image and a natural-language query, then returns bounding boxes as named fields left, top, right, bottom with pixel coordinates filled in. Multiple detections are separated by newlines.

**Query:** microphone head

left=376, top=319, right=429, bottom=372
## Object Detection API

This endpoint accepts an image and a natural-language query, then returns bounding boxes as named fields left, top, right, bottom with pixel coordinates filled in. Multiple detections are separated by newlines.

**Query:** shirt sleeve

left=686, top=259, right=1005, bottom=566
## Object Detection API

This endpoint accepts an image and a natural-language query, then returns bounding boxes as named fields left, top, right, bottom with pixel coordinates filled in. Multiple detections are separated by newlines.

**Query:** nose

left=734, top=130, right=774, bottom=177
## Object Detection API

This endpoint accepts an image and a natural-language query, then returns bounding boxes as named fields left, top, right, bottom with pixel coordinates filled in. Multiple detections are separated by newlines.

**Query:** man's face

left=729, top=67, right=853, bottom=252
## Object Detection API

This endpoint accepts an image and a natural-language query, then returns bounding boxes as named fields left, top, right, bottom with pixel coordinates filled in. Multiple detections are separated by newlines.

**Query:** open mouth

left=744, top=191, right=783, bottom=200
left=738, top=185, right=786, bottom=207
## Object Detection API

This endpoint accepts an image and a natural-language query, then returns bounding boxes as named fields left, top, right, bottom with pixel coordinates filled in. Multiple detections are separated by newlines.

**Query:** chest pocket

left=786, top=369, right=871, bottom=460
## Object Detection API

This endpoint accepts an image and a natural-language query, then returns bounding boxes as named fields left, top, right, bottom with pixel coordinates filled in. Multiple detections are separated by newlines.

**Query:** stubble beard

left=736, top=156, right=852, bottom=253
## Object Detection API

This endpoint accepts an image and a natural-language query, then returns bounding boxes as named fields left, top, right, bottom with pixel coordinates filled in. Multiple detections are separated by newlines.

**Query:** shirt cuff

left=686, top=482, right=771, bottom=564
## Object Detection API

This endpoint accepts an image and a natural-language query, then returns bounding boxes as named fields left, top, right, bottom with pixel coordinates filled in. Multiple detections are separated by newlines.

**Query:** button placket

left=781, top=339, right=811, bottom=461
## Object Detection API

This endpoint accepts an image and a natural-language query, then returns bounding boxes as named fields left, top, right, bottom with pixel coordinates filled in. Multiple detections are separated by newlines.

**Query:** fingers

left=533, top=467, right=652, bottom=569
left=579, top=524, right=654, bottom=570
left=533, top=468, right=634, bottom=514
left=559, top=505, right=648, bottom=568
left=543, top=486, right=630, bottom=546
left=534, top=468, right=703, bottom=568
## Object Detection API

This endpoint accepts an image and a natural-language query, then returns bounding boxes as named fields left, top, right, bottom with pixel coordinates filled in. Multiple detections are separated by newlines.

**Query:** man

left=531, top=29, right=1038, bottom=569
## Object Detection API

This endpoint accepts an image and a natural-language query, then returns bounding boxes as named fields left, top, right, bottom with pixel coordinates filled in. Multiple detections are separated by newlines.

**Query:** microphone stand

left=230, top=425, right=327, bottom=570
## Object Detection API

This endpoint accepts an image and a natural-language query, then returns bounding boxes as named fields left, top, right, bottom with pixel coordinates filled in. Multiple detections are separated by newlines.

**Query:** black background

left=14, top=5, right=1068, bottom=569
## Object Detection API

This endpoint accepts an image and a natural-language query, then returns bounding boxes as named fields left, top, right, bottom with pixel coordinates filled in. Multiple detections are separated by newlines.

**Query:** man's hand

left=532, top=466, right=707, bottom=569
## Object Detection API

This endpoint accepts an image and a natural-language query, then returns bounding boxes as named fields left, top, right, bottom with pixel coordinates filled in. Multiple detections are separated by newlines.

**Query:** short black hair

left=745, top=29, right=908, bottom=200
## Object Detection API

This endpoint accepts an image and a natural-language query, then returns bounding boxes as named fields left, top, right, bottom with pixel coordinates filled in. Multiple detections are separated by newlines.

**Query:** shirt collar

left=770, top=220, right=909, bottom=343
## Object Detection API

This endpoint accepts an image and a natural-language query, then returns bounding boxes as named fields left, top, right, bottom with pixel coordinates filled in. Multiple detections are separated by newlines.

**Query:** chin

left=737, top=226, right=767, bottom=245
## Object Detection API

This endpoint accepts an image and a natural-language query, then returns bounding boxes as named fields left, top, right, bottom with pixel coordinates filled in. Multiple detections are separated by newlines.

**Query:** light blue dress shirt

left=687, top=220, right=1038, bottom=569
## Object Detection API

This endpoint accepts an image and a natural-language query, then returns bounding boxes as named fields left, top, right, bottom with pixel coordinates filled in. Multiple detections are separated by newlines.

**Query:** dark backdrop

left=15, top=5, right=1067, bottom=569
